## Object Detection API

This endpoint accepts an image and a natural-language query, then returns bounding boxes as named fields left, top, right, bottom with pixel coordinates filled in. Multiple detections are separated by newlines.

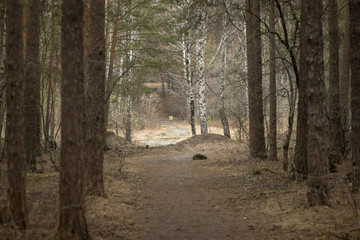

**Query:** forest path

left=128, top=151, right=261, bottom=240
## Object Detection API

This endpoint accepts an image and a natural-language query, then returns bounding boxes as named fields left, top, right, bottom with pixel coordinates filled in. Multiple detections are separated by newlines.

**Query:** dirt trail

left=129, top=152, right=260, bottom=240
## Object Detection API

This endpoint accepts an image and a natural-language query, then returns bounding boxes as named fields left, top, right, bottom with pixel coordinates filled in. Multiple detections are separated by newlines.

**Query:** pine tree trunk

left=219, top=2, right=231, bottom=138
left=83, top=0, right=90, bottom=141
left=340, top=2, right=350, bottom=156
left=306, top=0, right=328, bottom=206
left=328, top=0, right=343, bottom=171
left=246, top=0, right=266, bottom=158
left=24, top=0, right=41, bottom=173
left=269, top=0, right=277, bottom=161
left=5, top=0, right=28, bottom=229
left=196, top=7, right=208, bottom=135
left=0, top=0, right=6, bottom=153
left=45, top=0, right=55, bottom=152
left=349, top=0, right=360, bottom=192
left=294, top=0, right=308, bottom=178
left=57, top=0, right=89, bottom=238
left=86, top=0, right=106, bottom=196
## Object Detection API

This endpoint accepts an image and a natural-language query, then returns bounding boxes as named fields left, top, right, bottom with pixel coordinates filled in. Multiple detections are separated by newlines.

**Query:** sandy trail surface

left=131, top=152, right=257, bottom=240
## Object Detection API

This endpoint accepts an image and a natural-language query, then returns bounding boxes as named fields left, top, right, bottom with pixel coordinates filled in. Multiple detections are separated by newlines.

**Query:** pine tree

left=86, top=0, right=106, bottom=196
left=306, top=0, right=328, bottom=206
left=5, top=0, right=28, bottom=228
left=246, top=0, right=266, bottom=158
left=57, top=0, right=89, bottom=238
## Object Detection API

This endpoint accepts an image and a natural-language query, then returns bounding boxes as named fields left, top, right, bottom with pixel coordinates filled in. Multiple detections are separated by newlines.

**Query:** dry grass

left=0, top=130, right=359, bottom=239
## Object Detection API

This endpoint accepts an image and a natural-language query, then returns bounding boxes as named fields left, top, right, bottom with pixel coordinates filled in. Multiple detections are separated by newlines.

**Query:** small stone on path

left=193, top=154, right=207, bottom=160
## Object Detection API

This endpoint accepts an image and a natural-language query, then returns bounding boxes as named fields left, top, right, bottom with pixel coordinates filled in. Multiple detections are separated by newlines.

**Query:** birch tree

left=196, top=5, right=208, bottom=135
left=219, top=0, right=231, bottom=138
left=182, top=32, right=196, bottom=135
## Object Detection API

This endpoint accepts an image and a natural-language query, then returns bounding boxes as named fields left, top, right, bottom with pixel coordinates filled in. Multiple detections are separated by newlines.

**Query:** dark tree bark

left=294, top=0, right=308, bottom=178
left=339, top=1, right=351, bottom=156
left=328, top=0, right=343, bottom=171
left=5, top=0, right=28, bottom=228
left=246, top=0, right=266, bottom=158
left=56, top=0, right=89, bottom=238
left=306, top=0, right=328, bottom=206
left=269, top=0, right=277, bottom=161
left=349, top=0, right=360, bottom=192
left=86, top=0, right=106, bottom=196
left=24, top=0, right=41, bottom=173
left=0, top=0, right=6, bottom=153
left=44, top=0, right=55, bottom=152
left=83, top=0, right=90, bottom=141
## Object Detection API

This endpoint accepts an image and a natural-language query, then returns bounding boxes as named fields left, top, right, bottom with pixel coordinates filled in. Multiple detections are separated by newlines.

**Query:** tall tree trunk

left=57, top=0, right=89, bottom=238
left=349, top=0, right=360, bottom=192
left=182, top=33, right=196, bottom=136
left=45, top=0, right=55, bottom=152
left=0, top=0, right=6, bottom=153
left=5, top=0, right=28, bottom=229
left=24, top=0, right=41, bottom=173
left=281, top=67, right=297, bottom=171
left=219, top=1, right=231, bottom=138
left=104, top=1, right=120, bottom=131
left=124, top=5, right=134, bottom=143
left=86, top=0, right=106, bottom=196
left=105, top=0, right=111, bottom=56
left=246, top=0, right=266, bottom=158
left=22, top=0, right=27, bottom=59
left=306, top=0, right=328, bottom=206
left=196, top=7, right=208, bottom=135
left=269, top=0, right=277, bottom=161
left=328, top=0, right=343, bottom=171
left=125, top=95, right=132, bottom=142
left=294, top=0, right=308, bottom=178
left=84, top=0, right=90, bottom=85
left=83, top=0, right=90, bottom=141
left=339, top=1, right=350, bottom=156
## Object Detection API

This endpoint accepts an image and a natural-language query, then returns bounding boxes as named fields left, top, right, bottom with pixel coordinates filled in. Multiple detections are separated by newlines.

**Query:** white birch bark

left=219, top=1, right=231, bottom=138
left=182, top=32, right=196, bottom=135
left=196, top=7, right=208, bottom=135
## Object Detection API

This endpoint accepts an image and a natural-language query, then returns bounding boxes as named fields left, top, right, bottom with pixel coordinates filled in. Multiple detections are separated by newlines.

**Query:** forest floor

left=0, top=129, right=360, bottom=239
